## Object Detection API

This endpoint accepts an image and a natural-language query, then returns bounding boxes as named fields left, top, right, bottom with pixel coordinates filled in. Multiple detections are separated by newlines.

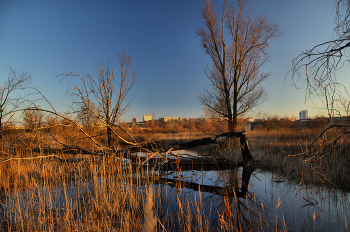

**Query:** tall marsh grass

left=246, top=130, right=350, bottom=192
left=3, top=128, right=339, bottom=231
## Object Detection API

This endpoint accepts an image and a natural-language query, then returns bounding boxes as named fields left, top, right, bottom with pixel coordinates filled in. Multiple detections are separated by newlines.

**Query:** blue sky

left=0, top=0, right=345, bottom=122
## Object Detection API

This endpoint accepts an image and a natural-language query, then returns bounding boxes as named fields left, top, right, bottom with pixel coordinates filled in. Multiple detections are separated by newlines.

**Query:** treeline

left=131, top=117, right=332, bottom=134
left=251, top=117, right=330, bottom=132
left=130, top=119, right=226, bottom=134
left=129, top=118, right=248, bottom=135
left=13, top=114, right=333, bottom=134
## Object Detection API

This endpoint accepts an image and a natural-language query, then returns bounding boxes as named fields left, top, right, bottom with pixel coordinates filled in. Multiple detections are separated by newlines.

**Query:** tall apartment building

left=143, top=114, right=153, bottom=122
left=299, top=110, right=308, bottom=121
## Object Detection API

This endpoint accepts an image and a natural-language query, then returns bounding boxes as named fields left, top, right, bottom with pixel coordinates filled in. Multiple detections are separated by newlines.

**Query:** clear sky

left=0, top=0, right=346, bottom=122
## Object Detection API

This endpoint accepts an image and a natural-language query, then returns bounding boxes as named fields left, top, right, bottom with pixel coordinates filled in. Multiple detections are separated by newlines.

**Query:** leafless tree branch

left=197, top=0, right=281, bottom=131
left=60, top=53, right=138, bottom=148
left=290, top=0, right=350, bottom=159
left=0, top=66, right=31, bottom=137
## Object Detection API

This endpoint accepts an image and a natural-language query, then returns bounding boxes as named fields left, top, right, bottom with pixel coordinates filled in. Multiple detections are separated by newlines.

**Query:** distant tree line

left=250, top=117, right=330, bottom=132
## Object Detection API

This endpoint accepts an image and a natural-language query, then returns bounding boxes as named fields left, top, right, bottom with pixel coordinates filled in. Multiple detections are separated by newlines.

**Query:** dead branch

left=20, top=108, right=111, bottom=150
left=1, top=154, right=63, bottom=163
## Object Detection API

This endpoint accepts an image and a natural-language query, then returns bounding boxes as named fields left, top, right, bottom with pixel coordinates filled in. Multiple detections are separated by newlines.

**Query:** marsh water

left=1, top=150, right=349, bottom=231
left=159, top=168, right=349, bottom=231
left=129, top=149, right=349, bottom=231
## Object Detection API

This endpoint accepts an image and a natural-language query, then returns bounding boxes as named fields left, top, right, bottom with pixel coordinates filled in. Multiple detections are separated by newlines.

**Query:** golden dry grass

left=246, top=130, right=350, bottom=191
left=4, top=128, right=344, bottom=231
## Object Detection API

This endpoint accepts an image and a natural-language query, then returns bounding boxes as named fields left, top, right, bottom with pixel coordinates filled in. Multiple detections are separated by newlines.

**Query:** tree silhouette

left=197, top=0, right=281, bottom=131
left=63, top=53, right=138, bottom=148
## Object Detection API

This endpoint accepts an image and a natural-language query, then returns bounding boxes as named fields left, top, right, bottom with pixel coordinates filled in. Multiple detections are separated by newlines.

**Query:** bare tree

left=77, top=99, right=99, bottom=128
left=22, top=106, right=45, bottom=130
left=64, top=53, right=138, bottom=148
left=291, top=1, right=350, bottom=117
left=0, top=66, right=31, bottom=136
left=45, top=115, right=59, bottom=129
left=197, top=0, right=281, bottom=132
left=290, top=0, right=350, bottom=158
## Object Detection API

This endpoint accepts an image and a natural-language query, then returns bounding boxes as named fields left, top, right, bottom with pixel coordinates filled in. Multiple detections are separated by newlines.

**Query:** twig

left=1, top=155, right=63, bottom=163
left=49, top=131, right=104, bottom=156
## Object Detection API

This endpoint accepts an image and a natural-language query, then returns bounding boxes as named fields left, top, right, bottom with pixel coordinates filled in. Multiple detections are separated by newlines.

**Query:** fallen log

left=37, top=130, right=254, bottom=171
left=170, top=131, right=244, bottom=149
left=170, top=131, right=254, bottom=164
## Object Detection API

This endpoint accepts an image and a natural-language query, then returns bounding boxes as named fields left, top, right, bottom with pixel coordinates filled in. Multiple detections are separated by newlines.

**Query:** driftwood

left=131, top=161, right=257, bottom=199
left=7, top=128, right=258, bottom=199
left=149, top=132, right=258, bottom=199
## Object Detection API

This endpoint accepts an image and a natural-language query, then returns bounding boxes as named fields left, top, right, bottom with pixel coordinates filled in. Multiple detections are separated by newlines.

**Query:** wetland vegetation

left=0, top=119, right=349, bottom=231
left=1, top=0, right=350, bottom=229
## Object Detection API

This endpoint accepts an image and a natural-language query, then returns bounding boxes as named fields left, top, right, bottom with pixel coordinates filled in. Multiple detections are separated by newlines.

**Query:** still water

left=157, top=167, right=350, bottom=231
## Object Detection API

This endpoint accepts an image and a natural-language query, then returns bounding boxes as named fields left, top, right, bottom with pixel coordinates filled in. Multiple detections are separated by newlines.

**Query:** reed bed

left=0, top=152, right=278, bottom=231
left=246, top=130, right=350, bottom=192
left=1, top=128, right=330, bottom=231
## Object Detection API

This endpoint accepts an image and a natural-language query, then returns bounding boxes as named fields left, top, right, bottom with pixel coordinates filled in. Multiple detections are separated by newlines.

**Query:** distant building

left=299, top=110, right=308, bottom=121
left=143, top=114, right=153, bottom=122
left=132, top=118, right=138, bottom=123
left=159, top=117, right=184, bottom=123
left=280, top=116, right=295, bottom=121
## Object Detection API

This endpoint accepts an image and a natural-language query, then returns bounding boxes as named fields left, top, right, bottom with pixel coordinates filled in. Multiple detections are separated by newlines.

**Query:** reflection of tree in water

left=215, top=165, right=268, bottom=231
left=150, top=131, right=266, bottom=230
left=155, top=164, right=268, bottom=231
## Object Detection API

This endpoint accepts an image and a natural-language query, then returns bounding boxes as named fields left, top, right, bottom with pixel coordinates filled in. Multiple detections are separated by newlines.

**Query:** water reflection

left=156, top=165, right=267, bottom=231
left=252, top=171, right=350, bottom=231
left=0, top=159, right=349, bottom=231
left=156, top=165, right=349, bottom=231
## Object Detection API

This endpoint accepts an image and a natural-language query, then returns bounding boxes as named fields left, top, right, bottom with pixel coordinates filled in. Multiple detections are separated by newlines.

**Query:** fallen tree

left=12, top=107, right=257, bottom=179
left=169, top=131, right=254, bottom=163
left=15, top=122, right=255, bottom=172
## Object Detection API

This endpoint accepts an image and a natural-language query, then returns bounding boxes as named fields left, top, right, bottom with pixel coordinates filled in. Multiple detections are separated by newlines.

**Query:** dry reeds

left=1, top=128, right=322, bottom=231
left=246, top=130, right=350, bottom=192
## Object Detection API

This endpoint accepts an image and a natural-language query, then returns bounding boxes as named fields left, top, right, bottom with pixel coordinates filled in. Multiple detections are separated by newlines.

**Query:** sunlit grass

left=247, top=130, right=350, bottom=192
left=1, top=127, right=348, bottom=231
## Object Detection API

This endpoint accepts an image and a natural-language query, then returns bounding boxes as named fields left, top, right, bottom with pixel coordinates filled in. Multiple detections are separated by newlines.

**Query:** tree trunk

left=228, top=116, right=235, bottom=133
left=240, top=134, right=254, bottom=164
left=232, top=70, right=238, bottom=132
left=107, top=125, right=112, bottom=148
left=222, top=69, right=235, bottom=132
left=0, top=108, right=3, bottom=139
